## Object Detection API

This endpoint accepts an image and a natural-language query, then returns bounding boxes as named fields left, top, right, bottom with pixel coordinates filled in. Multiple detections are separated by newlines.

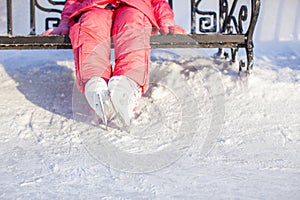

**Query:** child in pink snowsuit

left=44, top=0, right=185, bottom=126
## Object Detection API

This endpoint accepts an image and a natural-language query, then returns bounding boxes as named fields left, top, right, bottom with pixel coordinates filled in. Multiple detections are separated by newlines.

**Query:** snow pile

left=0, top=44, right=299, bottom=198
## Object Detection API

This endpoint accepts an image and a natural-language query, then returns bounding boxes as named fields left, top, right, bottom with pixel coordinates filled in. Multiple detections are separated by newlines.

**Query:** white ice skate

left=108, top=75, right=141, bottom=128
left=84, top=76, right=112, bottom=128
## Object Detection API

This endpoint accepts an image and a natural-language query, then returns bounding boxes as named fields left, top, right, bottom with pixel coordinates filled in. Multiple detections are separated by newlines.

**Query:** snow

left=1, top=0, right=300, bottom=199
left=0, top=43, right=300, bottom=198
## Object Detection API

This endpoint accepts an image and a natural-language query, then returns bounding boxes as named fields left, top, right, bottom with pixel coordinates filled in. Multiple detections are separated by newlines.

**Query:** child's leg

left=112, top=5, right=152, bottom=94
left=69, top=8, right=114, bottom=93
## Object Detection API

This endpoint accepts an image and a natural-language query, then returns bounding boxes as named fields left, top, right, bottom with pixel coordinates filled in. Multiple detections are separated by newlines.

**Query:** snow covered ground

left=1, top=0, right=300, bottom=199
left=0, top=43, right=299, bottom=199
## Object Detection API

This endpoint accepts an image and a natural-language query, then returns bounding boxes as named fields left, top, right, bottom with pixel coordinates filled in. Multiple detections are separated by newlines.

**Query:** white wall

left=0, top=0, right=6, bottom=34
left=254, top=0, right=300, bottom=41
left=0, top=0, right=299, bottom=41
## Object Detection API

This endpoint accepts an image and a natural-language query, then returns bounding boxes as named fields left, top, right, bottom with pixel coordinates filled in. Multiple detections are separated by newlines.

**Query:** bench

left=0, top=0, right=261, bottom=74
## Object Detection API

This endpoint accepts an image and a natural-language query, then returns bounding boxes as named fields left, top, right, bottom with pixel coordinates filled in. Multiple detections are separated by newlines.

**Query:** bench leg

left=216, top=48, right=229, bottom=60
left=246, top=42, right=254, bottom=74
left=231, top=48, right=238, bottom=63
left=216, top=48, right=238, bottom=63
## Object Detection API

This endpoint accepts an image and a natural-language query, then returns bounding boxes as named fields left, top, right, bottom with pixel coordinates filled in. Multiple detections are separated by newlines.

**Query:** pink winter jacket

left=60, top=0, right=176, bottom=33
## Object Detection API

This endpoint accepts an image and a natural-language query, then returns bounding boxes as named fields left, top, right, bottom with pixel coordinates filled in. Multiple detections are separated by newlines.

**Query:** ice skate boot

left=85, top=76, right=112, bottom=127
left=108, top=75, right=141, bottom=128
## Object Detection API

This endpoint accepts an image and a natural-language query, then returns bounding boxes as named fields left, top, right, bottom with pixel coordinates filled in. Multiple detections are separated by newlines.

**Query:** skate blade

left=94, top=93, right=108, bottom=130
left=109, top=97, right=131, bottom=133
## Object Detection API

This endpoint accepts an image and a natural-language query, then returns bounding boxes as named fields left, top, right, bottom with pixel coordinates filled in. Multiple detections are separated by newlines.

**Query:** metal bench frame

left=0, top=0, right=261, bottom=73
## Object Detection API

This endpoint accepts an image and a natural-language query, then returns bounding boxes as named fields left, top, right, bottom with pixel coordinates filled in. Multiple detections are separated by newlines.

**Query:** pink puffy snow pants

left=69, top=5, right=152, bottom=94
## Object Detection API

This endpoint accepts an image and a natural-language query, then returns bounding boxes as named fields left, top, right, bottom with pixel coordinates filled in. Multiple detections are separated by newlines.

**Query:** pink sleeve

left=151, top=0, right=175, bottom=27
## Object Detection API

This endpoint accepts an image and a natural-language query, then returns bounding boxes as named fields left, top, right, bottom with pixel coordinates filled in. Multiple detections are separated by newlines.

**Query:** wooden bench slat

left=189, top=34, right=246, bottom=48
left=0, top=34, right=246, bottom=49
